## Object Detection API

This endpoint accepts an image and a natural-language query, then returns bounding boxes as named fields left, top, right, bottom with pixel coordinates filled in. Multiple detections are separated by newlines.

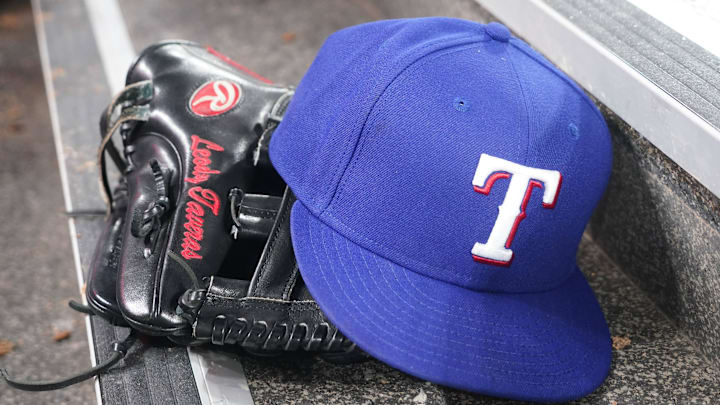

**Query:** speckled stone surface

left=588, top=105, right=720, bottom=372
left=236, top=237, right=720, bottom=405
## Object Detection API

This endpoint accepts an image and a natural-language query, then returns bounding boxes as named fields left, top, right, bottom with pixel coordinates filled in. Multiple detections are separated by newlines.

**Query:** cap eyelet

left=568, top=123, right=580, bottom=140
left=453, top=97, right=470, bottom=112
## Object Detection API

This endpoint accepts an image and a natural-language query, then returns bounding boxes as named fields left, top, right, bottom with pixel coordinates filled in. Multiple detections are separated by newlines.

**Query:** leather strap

left=247, top=188, right=298, bottom=299
left=97, top=80, right=153, bottom=211
left=1, top=332, right=136, bottom=391
left=253, top=90, right=294, bottom=169
left=229, top=189, right=283, bottom=240
left=176, top=189, right=356, bottom=354
left=188, top=276, right=353, bottom=353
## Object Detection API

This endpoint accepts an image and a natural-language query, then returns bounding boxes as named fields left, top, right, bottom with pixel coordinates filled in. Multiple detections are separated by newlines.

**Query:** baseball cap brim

left=291, top=201, right=611, bottom=403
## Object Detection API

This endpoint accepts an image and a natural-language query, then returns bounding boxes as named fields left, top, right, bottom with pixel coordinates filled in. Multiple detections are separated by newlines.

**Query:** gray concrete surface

left=119, top=0, right=493, bottom=86
left=0, top=0, right=95, bottom=403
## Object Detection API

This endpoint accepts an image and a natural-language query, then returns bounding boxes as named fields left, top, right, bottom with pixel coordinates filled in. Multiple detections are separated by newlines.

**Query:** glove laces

left=1, top=331, right=136, bottom=391
left=178, top=288, right=357, bottom=353
left=130, top=159, right=171, bottom=257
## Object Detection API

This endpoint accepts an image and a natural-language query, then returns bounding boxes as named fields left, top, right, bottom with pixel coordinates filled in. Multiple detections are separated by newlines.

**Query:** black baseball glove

left=2, top=41, right=362, bottom=392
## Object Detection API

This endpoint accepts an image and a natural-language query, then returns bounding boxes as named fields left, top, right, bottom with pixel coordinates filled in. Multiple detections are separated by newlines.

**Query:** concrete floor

left=0, top=0, right=95, bottom=403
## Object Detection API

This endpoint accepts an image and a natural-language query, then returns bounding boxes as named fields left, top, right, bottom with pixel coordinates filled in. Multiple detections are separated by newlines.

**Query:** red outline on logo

left=472, top=171, right=563, bottom=266
left=472, top=254, right=514, bottom=267
left=541, top=174, right=563, bottom=209
left=473, top=172, right=510, bottom=194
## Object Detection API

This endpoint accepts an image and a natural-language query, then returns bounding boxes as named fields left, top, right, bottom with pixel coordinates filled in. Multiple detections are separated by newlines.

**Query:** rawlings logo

left=471, top=154, right=562, bottom=266
left=181, top=134, right=224, bottom=260
left=181, top=187, right=221, bottom=260
left=189, top=80, right=242, bottom=117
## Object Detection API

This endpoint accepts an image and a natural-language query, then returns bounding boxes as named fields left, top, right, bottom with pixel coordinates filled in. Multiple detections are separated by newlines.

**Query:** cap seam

left=506, top=42, right=532, bottom=165
left=509, top=38, right=608, bottom=126
left=319, top=40, right=575, bottom=293
left=318, top=34, right=490, bottom=216
left=337, top=236, right=595, bottom=370
left=333, top=41, right=494, bottom=210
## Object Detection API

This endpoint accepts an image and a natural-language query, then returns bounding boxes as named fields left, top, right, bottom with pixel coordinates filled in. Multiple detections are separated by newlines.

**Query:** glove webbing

left=178, top=278, right=357, bottom=353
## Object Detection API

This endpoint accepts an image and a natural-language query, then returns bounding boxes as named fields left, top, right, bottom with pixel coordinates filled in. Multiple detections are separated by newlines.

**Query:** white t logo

left=471, top=154, right=562, bottom=266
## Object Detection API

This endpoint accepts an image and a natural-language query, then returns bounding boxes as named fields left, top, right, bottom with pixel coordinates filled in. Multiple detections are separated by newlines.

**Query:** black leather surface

left=112, top=41, right=291, bottom=335
left=247, top=190, right=299, bottom=300
left=85, top=181, right=128, bottom=324
left=232, top=193, right=283, bottom=240
left=85, top=184, right=282, bottom=326
left=184, top=190, right=360, bottom=358
left=89, top=40, right=358, bottom=360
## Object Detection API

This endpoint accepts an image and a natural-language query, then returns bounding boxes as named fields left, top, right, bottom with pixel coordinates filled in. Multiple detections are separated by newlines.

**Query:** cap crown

left=271, top=18, right=612, bottom=293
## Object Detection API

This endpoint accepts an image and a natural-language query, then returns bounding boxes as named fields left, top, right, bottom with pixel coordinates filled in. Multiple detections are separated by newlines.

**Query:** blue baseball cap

left=270, top=18, right=612, bottom=402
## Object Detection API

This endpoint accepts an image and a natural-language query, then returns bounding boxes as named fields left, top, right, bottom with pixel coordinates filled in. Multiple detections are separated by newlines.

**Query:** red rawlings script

left=181, top=135, right=224, bottom=260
